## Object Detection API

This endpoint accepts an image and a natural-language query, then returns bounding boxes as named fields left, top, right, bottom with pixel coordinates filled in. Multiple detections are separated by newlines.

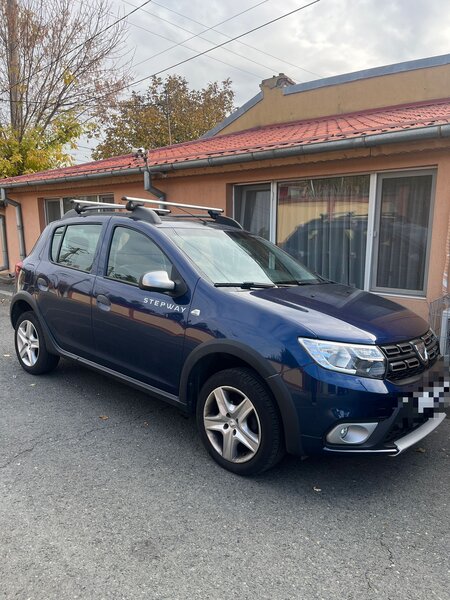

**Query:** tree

left=93, top=75, right=235, bottom=159
left=0, top=0, right=129, bottom=177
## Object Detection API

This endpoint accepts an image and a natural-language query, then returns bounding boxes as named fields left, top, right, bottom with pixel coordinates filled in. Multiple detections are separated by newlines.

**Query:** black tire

left=14, top=311, right=60, bottom=375
left=196, top=367, right=285, bottom=475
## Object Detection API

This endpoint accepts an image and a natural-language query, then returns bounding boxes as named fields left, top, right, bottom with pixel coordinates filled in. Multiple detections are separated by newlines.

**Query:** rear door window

left=54, top=224, right=102, bottom=273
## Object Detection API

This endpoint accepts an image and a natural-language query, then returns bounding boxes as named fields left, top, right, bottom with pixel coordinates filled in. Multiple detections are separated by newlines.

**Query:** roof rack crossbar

left=70, top=198, right=171, bottom=216
left=70, top=199, right=170, bottom=222
left=72, top=199, right=123, bottom=213
left=122, top=196, right=224, bottom=214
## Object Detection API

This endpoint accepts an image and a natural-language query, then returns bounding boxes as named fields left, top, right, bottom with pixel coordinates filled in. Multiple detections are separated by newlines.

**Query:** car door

left=91, top=224, right=192, bottom=396
left=35, top=220, right=104, bottom=359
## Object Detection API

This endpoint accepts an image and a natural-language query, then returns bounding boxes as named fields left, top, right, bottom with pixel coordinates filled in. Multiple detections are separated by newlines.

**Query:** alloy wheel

left=16, top=320, right=40, bottom=367
left=203, top=385, right=261, bottom=463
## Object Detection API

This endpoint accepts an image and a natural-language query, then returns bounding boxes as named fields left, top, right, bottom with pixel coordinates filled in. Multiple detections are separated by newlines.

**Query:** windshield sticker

left=144, top=297, right=186, bottom=313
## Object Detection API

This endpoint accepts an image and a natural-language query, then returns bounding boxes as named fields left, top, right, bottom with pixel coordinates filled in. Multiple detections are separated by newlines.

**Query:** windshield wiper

left=274, top=280, right=318, bottom=286
left=214, top=282, right=276, bottom=289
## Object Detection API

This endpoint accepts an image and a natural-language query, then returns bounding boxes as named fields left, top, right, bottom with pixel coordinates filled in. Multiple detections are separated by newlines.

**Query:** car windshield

left=165, top=227, right=322, bottom=286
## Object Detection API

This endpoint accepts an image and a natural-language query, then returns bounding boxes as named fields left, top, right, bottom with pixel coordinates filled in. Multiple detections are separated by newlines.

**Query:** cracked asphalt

left=0, top=294, right=449, bottom=600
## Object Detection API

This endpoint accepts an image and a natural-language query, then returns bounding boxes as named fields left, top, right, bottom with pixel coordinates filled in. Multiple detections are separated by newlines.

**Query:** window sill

left=373, top=291, right=427, bottom=300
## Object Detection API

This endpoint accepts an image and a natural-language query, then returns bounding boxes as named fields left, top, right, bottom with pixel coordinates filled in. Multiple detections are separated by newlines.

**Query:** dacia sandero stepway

left=10, top=197, right=447, bottom=474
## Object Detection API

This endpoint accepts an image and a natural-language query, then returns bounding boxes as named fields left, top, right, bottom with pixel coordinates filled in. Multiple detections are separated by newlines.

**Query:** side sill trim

left=324, top=448, right=396, bottom=454
left=59, top=349, right=185, bottom=410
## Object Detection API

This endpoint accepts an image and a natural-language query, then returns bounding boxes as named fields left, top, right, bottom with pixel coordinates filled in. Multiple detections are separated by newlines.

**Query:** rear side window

left=50, top=226, right=65, bottom=261
left=54, top=224, right=102, bottom=273
left=107, top=227, right=172, bottom=285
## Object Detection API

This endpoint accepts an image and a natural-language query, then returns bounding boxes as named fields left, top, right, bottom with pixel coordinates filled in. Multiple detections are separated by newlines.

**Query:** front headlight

left=298, top=338, right=386, bottom=379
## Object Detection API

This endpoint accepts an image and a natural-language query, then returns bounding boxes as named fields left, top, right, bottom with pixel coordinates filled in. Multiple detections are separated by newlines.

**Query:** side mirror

left=139, top=270, right=176, bottom=292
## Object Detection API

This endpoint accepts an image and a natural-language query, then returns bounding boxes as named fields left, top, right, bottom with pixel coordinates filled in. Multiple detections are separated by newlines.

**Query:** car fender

left=10, top=291, right=60, bottom=356
left=180, top=339, right=303, bottom=455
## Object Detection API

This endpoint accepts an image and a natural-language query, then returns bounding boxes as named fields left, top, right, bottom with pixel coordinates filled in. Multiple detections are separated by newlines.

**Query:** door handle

left=36, top=276, right=49, bottom=292
left=96, top=294, right=111, bottom=311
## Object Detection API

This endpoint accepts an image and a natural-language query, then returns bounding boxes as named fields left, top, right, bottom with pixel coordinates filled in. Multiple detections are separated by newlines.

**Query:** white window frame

left=44, top=194, right=114, bottom=224
left=232, top=182, right=276, bottom=243
left=369, top=169, right=436, bottom=297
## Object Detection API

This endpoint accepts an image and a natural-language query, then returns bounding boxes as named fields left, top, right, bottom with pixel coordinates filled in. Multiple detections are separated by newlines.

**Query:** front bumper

left=323, top=411, right=446, bottom=455
left=281, top=356, right=449, bottom=456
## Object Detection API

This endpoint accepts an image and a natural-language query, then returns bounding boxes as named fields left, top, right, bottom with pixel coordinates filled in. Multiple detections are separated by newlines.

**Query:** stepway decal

left=143, top=297, right=186, bottom=313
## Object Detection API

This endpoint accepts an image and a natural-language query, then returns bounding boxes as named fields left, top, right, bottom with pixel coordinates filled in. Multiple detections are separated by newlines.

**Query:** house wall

left=218, top=61, right=450, bottom=134
left=3, top=141, right=449, bottom=321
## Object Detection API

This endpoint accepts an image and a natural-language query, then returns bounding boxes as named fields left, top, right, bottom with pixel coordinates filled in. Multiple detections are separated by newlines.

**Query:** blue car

left=10, top=197, right=446, bottom=474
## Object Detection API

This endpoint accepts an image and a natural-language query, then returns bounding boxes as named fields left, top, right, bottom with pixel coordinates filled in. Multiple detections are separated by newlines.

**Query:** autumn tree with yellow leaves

left=0, top=0, right=129, bottom=177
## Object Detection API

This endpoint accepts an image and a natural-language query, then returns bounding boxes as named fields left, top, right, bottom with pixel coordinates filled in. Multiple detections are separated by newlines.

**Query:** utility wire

left=124, top=0, right=321, bottom=93
left=0, top=0, right=268, bottom=104
left=0, top=0, right=153, bottom=96
left=121, top=0, right=273, bottom=70
left=91, top=0, right=266, bottom=80
left=149, top=0, right=323, bottom=78
left=123, top=0, right=322, bottom=78
left=1, top=1, right=320, bottom=109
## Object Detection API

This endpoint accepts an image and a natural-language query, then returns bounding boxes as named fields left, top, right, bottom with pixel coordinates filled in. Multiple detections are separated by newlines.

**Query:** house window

left=372, top=173, right=434, bottom=294
left=277, top=176, right=370, bottom=289
left=233, top=169, right=435, bottom=296
left=44, top=194, right=114, bottom=223
left=233, top=184, right=273, bottom=241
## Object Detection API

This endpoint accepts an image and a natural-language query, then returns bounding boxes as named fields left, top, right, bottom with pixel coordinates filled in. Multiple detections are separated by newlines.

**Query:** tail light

left=15, top=261, right=23, bottom=277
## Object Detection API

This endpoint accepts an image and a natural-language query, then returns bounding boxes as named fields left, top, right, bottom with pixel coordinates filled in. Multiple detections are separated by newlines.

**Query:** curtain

left=234, top=187, right=271, bottom=240
left=376, top=175, right=432, bottom=292
left=278, top=176, right=370, bottom=288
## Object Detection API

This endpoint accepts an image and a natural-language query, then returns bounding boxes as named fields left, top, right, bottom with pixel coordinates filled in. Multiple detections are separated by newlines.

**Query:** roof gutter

left=155, top=123, right=450, bottom=172
left=2, top=124, right=450, bottom=189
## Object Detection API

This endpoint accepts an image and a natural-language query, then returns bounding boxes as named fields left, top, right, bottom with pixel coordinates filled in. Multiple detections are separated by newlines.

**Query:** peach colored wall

left=3, top=142, right=450, bottom=321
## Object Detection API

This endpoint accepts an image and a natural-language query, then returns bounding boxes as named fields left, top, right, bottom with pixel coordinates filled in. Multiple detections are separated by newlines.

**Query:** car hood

left=243, top=283, right=429, bottom=344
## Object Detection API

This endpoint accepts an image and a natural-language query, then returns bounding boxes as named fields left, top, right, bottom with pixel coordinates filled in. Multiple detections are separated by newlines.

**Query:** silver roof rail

left=122, top=196, right=224, bottom=214
left=72, top=199, right=121, bottom=212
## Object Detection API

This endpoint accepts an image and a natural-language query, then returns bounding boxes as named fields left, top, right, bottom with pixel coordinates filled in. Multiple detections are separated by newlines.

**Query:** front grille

left=380, top=329, right=439, bottom=381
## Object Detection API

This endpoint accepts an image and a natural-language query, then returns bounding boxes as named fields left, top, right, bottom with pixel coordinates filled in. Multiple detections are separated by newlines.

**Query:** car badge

left=413, top=341, right=428, bottom=364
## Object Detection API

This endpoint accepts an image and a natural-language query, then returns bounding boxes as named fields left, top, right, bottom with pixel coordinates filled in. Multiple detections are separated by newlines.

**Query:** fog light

left=326, top=422, right=378, bottom=445
left=339, top=426, right=349, bottom=440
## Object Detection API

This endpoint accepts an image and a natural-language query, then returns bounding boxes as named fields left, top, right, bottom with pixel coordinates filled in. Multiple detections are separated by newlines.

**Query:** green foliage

left=0, top=113, right=83, bottom=177
left=93, top=75, right=235, bottom=159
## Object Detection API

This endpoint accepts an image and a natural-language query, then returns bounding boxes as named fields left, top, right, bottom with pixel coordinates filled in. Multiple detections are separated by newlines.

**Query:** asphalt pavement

left=0, top=294, right=449, bottom=600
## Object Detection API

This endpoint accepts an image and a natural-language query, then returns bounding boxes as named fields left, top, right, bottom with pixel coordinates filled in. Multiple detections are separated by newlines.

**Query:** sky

left=74, top=0, right=450, bottom=162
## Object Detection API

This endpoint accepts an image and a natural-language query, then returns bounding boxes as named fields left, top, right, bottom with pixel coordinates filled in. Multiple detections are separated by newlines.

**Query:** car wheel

left=197, top=367, right=285, bottom=475
left=14, top=311, right=60, bottom=375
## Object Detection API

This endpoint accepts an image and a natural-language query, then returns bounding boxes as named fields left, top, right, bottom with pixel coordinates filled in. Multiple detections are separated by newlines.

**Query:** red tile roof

left=2, top=98, right=450, bottom=187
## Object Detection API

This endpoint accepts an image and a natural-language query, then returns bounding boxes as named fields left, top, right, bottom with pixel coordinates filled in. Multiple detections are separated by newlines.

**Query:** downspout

left=0, top=187, right=26, bottom=261
left=444, top=213, right=450, bottom=295
left=0, top=213, right=8, bottom=272
left=140, top=150, right=166, bottom=200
